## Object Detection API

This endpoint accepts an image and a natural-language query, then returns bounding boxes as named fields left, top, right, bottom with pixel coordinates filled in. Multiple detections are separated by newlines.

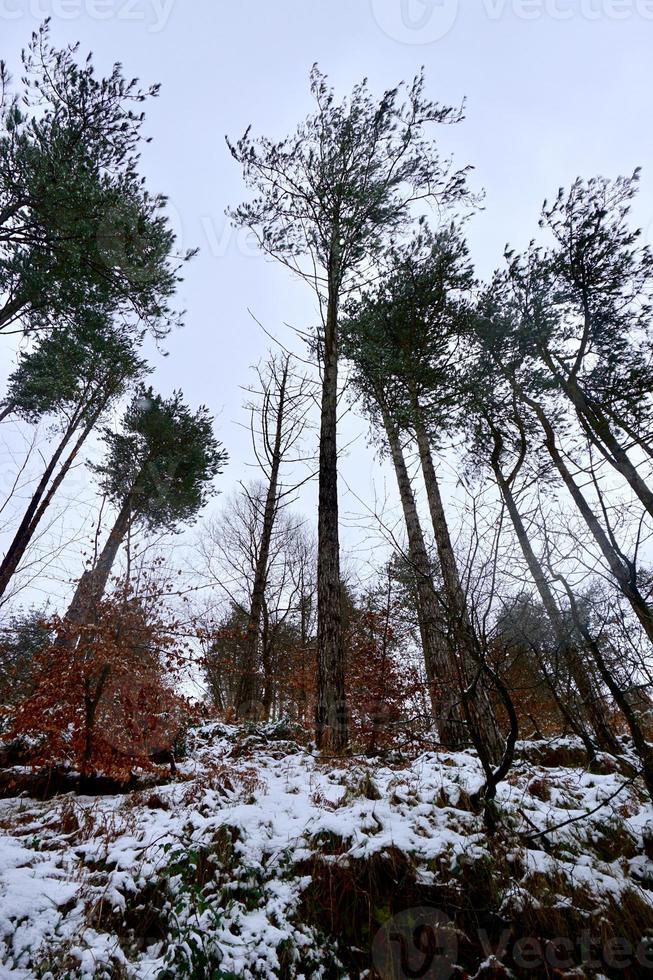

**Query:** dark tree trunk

left=475, top=661, right=520, bottom=833
left=315, top=278, right=348, bottom=751
left=0, top=413, right=80, bottom=602
left=81, top=664, right=111, bottom=776
left=485, top=350, right=653, bottom=646
left=535, top=649, right=599, bottom=762
left=260, top=599, right=274, bottom=721
left=0, top=398, right=105, bottom=603
left=0, top=295, right=26, bottom=332
left=413, top=411, right=504, bottom=765
left=235, top=361, right=289, bottom=718
left=382, top=408, right=465, bottom=749
left=28, top=413, right=102, bottom=536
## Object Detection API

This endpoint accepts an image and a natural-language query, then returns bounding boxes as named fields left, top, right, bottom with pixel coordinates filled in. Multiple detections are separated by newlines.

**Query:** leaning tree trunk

left=413, top=410, right=504, bottom=766
left=489, top=425, right=620, bottom=756
left=541, top=347, right=653, bottom=522
left=381, top=408, right=465, bottom=748
left=558, top=577, right=653, bottom=802
left=521, top=391, right=653, bottom=646
left=488, top=352, right=653, bottom=646
left=0, top=410, right=82, bottom=602
left=533, top=646, right=600, bottom=762
left=0, top=390, right=109, bottom=604
left=235, top=362, right=289, bottom=718
left=0, top=295, right=26, bottom=332
left=315, top=273, right=348, bottom=752
left=61, top=496, right=133, bottom=634
left=589, top=652, right=653, bottom=800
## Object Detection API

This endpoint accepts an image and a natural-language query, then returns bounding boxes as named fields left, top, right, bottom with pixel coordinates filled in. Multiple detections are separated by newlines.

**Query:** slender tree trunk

left=475, top=660, right=519, bottom=832
left=382, top=408, right=465, bottom=748
left=413, top=411, right=504, bottom=765
left=65, top=439, right=150, bottom=631
left=565, top=653, right=620, bottom=754
left=489, top=425, right=620, bottom=755
left=81, top=664, right=111, bottom=776
left=260, top=599, right=274, bottom=721
left=315, top=275, right=348, bottom=751
left=0, top=413, right=81, bottom=601
left=558, top=577, right=653, bottom=801
left=535, top=649, right=599, bottom=761
left=0, top=393, right=107, bottom=602
left=485, top=347, right=653, bottom=646
left=522, top=393, right=653, bottom=645
left=235, top=361, right=289, bottom=718
left=27, top=411, right=103, bottom=539
left=297, top=591, right=311, bottom=725
left=553, top=363, right=653, bottom=521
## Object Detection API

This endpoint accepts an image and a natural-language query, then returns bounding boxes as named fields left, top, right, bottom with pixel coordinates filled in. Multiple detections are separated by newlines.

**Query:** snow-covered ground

left=0, top=723, right=652, bottom=978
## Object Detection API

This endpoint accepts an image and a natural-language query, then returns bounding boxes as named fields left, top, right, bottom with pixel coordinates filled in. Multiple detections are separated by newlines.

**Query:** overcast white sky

left=1, top=0, right=653, bottom=610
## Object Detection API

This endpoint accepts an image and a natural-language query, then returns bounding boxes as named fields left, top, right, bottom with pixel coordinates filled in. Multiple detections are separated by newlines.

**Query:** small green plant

left=156, top=844, right=228, bottom=979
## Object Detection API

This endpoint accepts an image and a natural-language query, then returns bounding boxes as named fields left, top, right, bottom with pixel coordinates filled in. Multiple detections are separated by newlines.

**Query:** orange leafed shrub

left=6, top=583, right=195, bottom=779
left=345, top=605, right=424, bottom=754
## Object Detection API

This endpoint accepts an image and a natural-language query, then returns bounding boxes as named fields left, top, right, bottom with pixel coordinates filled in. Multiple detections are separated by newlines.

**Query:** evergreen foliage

left=0, top=23, right=191, bottom=340
left=2, top=311, right=147, bottom=422
left=93, top=387, right=228, bottom=532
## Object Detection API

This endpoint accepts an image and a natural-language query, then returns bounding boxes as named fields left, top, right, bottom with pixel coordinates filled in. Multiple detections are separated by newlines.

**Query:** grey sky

left=1, top=0, right=652, bottom=609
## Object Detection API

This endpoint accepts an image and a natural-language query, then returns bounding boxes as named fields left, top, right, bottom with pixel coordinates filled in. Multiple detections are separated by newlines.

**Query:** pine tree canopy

left=93, top=388, right=228, bottom=532
left=0, top=23, right=192, bottom=340
left=342, top=223, right=474, bottom=436
left=2, top=311, right=148, bottom=423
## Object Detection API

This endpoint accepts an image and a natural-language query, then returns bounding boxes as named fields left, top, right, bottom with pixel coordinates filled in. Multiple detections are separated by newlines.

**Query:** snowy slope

left=0, top=723, right=651, bottom=978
